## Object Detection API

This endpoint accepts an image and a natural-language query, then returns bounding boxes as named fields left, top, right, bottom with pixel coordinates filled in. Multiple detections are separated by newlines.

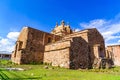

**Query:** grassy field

left=0, top=60, right=120, bottom=80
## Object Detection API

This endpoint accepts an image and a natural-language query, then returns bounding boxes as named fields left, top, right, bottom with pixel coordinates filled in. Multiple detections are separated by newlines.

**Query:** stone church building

left=11, top=21, right=106, bottom=69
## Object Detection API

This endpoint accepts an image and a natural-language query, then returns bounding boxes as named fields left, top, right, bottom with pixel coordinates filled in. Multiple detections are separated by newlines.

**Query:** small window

left=48, top=37, right=52, bottom=43
left=18, top=41, right=23, bottom=50
left=99, top=47, right=104, bottom=58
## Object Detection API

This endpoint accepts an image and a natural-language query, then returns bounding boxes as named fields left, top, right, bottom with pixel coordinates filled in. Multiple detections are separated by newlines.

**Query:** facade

left=106, top=45, right=120, bottom=66
left=11, top=21, right=106, bottom=69
left=11, top=27, right=60, bottom=64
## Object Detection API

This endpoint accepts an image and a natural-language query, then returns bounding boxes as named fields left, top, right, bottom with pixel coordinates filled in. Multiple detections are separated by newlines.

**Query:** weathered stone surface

left=87, top=28, right=106, bottom=67
left=6, top=68, right=24, bottom=71
left=45, top=40, right=71, bottom=51
left=44, top=66, right=49, bottom=69
left=44, top=40, right=70, bottom=68
left=11, top=27, right=61, bottom=64
left=106, top=45, right=120, bottom=66
left=70, top=37, right=89, bottom=69
left=62, top=28, right=106, bottom=68
left=63, top=30, right=89, bottom=42
left=11, top=21, right=106, bottom=69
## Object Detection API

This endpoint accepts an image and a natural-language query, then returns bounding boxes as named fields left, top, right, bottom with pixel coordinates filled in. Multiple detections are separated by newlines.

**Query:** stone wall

left=44, top=37, right=89, bottom=69
left=11, top=27, right=61, bottom=64
left=44, top=40, right=70, bottom=68
left=11, top=26, right=106, bottom=69
left=70, top=37, right=89, bottom=69
left=63, top=30, right=89, bottom=42
left=11, top=27, right=28, bottom=64
left=107, top=45, right=120, bottom=66
left=62, top=28, right=105, bottom=68
left=87, top=28, right=106, bottom=67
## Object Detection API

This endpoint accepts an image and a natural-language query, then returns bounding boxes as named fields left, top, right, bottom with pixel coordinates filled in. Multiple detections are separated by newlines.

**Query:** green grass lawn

left=0, top=60, right=120, bottom=80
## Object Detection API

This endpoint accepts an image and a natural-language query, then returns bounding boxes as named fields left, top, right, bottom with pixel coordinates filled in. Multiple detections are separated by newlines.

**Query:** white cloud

left=80, top=14, right=120, bottom=46
left=0, top=38, right=10, bottom=45
left=74, top=28, right=81, bottom=32
left=7, top=32, right=20, bottom=40
left=0, top=32, right=20, bottom=52
left=80, top=19, right=107, bottom=29
left=118, top=40, right=120, bottom=43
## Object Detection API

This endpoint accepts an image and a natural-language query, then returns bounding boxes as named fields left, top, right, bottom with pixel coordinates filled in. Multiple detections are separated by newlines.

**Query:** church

left=11, top=21, right=107, bottom=69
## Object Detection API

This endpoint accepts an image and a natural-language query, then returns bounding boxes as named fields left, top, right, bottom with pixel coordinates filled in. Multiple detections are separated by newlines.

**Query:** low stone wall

left=44, top=40, right=71, bottom=68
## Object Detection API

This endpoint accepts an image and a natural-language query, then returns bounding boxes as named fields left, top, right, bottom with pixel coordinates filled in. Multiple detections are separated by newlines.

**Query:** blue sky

left=0, top=0, right=120, bottom=52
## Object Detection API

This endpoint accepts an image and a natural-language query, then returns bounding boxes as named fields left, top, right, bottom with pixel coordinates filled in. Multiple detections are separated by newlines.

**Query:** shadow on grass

left=0, top=69, right=42, bottom=80
left=0, top=76, right=42, bottom=80
left=9, top=77, right=42, bottom=80
left=0, top=71, right=42, bottom=80
left=0, top=70, right=10, bottom=80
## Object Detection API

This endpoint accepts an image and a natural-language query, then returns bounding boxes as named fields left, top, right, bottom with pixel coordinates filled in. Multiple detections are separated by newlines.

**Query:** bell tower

left=51, top=20, right=73, bottom=36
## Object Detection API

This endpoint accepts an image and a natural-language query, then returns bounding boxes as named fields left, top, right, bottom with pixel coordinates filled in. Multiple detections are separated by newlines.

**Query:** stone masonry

left=44, top=37, right=89, bottom=69
left=106, top=45, right=120, bottom=66
left=11, top=27, right=61, bottom=64
left=11, top=21, right=106, bottom=69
